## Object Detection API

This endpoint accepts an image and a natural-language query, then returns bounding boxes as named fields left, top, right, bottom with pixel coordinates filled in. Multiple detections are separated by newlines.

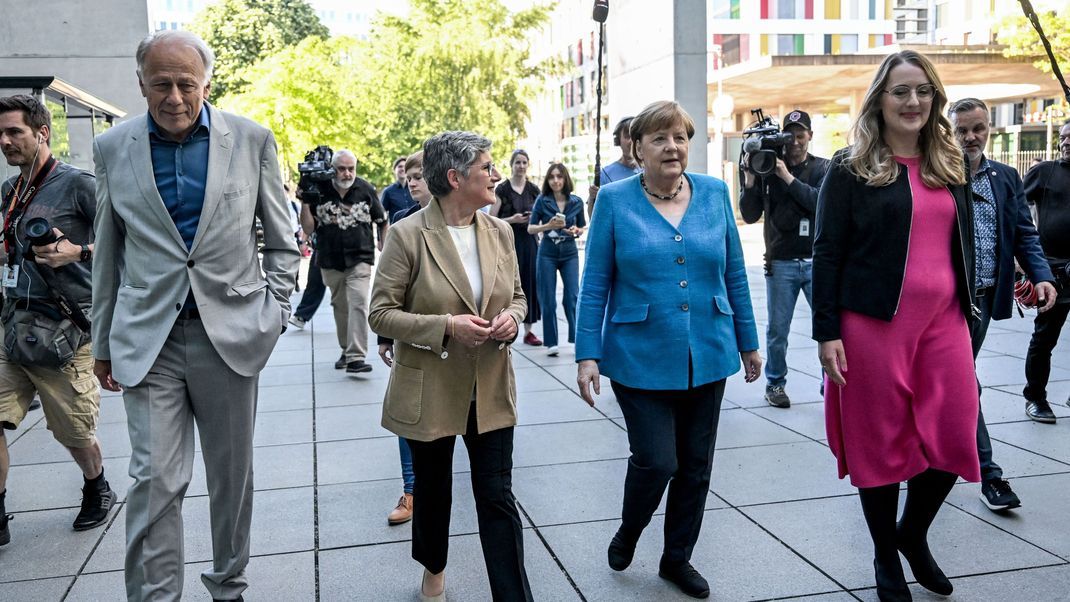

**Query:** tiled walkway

left=3, top=224, right=1070, bottom=600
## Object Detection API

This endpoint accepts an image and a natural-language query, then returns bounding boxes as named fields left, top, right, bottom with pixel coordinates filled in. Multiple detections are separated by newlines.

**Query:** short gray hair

left=423, top=131, right=493, bottom=198
left=948, top=97, right=989, bottom=119
left=332, top=149, right=357, bottom=167
left=136, top=30, right=215, bottom=84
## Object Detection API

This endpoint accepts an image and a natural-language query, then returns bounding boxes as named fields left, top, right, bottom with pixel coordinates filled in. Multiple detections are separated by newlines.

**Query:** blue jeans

left=399, top=437, right=415, bottom=494
left=765, top=259, right=813, bottom=387
left=971, top=288, right=1003, bottom=482
left=537, top=241, right=579, bottom=348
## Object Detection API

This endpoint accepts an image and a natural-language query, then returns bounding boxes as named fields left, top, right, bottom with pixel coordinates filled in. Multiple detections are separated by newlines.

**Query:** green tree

left=218, top=36, right=361, bottom=180
left=998, top=3, right=1070, bottom=76
left=189, top=0, right=329, bottom=100
left=346, top=0, right=559, bottom=186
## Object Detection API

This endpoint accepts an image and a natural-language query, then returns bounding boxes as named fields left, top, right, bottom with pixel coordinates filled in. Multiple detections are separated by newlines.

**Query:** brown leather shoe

left=387, top=493, right=413, bottom=525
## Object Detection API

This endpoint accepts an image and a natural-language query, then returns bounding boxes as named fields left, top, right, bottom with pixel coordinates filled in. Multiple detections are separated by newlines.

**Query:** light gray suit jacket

left=91, top=104, right=300, bottom=386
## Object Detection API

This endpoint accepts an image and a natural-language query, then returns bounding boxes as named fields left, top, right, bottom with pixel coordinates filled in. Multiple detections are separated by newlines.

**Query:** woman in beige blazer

left=370, top=131, right=530, bottom=602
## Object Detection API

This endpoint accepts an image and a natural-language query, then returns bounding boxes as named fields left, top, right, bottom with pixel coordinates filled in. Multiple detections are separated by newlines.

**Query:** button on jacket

left=576, top=173, right=759, bottom=390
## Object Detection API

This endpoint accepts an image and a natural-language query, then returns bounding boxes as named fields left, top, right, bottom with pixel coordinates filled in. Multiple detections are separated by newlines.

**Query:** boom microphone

left=592, top=0, right=608, bottom=23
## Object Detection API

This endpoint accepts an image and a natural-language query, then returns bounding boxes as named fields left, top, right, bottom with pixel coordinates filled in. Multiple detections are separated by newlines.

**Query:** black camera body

left=742, top=108, right=794, bottom=177
left=296, top=145, right=336, bottom=204
left=25, top=217, right=58, bottom=247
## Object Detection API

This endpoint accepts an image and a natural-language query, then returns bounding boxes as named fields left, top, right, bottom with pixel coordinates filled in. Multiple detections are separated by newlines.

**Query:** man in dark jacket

left=740, top=110, right=829, bottom=408
left=1022, top=119, right=1070, bottom=425
left=950, top=98, right=1056, bottom=513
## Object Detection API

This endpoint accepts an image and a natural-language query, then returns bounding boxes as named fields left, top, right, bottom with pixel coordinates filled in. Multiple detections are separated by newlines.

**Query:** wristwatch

left=80, top=244, right=92, bottom=263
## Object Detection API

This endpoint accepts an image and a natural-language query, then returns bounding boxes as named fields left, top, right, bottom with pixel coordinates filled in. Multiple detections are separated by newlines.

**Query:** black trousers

left=293, top=251, right=326, bottom=321
left=611, top=378, right=726, bottom=563
left=407, top=403, right=532, bottom=602
left=1023, top=301, right=1070, bottom=403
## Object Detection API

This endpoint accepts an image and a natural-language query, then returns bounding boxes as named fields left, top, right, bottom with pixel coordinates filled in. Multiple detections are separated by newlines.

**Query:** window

left=711, top=0, right=740, bottom=19
left=775, top=34, right=804, bottom=55
left=577, top=76, right=585, bottom=104
left=840, top=34, right=858, bottom=53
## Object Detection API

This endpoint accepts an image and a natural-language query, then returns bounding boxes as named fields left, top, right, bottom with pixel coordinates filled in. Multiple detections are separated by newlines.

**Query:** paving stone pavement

left=2, top=224, right=1070, bottom=601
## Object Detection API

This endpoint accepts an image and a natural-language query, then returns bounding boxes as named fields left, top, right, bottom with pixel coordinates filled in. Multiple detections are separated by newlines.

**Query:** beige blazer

left=370, top=198, right=527, bottom=441
left=91, top=105, right=300, bottom=386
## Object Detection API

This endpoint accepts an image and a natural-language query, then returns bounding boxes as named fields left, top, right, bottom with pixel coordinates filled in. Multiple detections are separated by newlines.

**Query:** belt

left=176, top=307, right=201, bottom=320
left=974, top=287, right=992, bottom=298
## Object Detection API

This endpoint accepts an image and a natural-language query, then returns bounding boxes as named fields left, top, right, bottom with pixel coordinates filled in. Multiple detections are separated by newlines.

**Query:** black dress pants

left=293, top=251, right=326, bottom=322
left=1024, top=301, right=1070, bottom=403
left=611, top=378, right=726, bottom=563
left=407, top=402, right=532, bottom=602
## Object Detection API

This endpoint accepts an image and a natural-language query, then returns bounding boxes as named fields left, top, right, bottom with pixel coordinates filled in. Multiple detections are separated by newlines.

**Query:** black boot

left=858, top=484, right=911, bottom=602
left=897, top=469, right=956, bottom=596
left=1, top=489, right=10, bottom=546
left=607, top=526, right=640, bottom=571
left=73, top=470, right=117, bottom=531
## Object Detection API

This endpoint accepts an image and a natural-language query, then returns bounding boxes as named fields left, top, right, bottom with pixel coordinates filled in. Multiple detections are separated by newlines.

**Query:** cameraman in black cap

left=0, top=94, right=116, bottom=546
left=740, top=110, right=829, bottom=409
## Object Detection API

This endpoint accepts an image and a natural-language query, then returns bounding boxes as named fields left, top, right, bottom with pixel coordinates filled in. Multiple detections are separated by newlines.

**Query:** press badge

left=2, top=264, right=19, bottom=288
left=799, top=218, right=810, bottom=237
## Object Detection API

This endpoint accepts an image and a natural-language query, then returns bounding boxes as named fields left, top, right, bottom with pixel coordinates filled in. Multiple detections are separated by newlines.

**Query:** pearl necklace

left=640, top=174, right=684, bottom=201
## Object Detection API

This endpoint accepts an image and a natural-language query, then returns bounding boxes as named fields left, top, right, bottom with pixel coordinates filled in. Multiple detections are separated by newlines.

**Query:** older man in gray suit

left=91, top=31, right=299, bottom=601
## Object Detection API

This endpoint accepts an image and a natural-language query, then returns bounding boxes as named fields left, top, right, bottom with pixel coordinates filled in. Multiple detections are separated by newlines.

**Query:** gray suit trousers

left=123, top=318, right=258, bottom=601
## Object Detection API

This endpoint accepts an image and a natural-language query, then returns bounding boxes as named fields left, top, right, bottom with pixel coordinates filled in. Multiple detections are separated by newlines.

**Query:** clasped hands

left=449, top=312, right=517, bottom=348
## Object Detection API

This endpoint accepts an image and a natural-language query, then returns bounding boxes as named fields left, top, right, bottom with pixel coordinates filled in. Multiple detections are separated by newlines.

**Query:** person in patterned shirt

left=949, top=98, right=1057, bottom=513
left=300, top=149, right=388, bottom=373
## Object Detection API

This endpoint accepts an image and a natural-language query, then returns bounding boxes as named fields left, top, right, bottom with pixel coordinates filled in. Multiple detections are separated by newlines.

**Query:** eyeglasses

left=476, top=162, right=495, bottom=177
left=883, top=84, right=937, bottom=102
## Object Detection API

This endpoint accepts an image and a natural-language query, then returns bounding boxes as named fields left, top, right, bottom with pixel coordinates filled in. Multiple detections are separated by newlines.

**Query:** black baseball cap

left=783, top=110, right=811, bottom=131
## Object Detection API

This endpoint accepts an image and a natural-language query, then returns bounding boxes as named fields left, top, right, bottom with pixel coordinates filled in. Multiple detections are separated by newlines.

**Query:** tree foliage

left=345, top=0, right=559, bottom=186
left=218, top=36, right=360, bottom=180
left=998, top=4, right=1070, bottom=77
left=190, top=0, right=329, bottom=100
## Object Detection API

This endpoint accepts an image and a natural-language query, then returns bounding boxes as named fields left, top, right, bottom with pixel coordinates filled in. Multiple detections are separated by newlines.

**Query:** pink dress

left=825, top=157, right=981, bottom=488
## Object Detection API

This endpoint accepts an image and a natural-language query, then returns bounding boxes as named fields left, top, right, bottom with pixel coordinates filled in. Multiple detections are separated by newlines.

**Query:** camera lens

left=25, top=217, right=57, bottom=245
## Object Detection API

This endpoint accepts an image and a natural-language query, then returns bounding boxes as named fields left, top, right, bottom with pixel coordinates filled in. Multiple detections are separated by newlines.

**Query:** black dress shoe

left=873, top=556, right=912, bottom=601
left=213, top=597, right=243, bottom=602
left=334, top=354, right=347, bottom=370
left=658, top=559, right=710, bottom=599
left=607, top=528, right=638, bottom=571
left=1026, top=399, right=1056, bottom=423
left=897, top=529, right=952, bottom=595
left=346, top=360, right=373, bottom=374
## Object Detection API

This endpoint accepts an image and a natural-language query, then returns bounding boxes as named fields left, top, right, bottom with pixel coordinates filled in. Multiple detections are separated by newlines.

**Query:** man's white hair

left=136, top=30, right=215, bottom=84
left=331, top=149, right=357, bottom=167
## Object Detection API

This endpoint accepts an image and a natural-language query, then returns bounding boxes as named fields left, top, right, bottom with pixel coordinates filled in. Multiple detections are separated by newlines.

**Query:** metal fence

left=990, top=150, right=1051, bottom=175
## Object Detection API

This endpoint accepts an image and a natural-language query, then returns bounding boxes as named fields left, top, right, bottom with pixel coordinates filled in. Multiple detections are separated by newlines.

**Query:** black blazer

left=812, top=150, right=976, bottom=342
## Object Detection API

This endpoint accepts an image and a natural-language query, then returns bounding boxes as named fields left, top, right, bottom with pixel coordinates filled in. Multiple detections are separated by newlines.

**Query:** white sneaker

left=547, top=346, right=559, bottom=357
left=288, top=315, right=306, bottom=330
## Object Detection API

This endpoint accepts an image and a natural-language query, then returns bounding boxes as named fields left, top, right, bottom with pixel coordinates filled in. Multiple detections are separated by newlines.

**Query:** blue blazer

left=984, top=159, right=1053, bottom=320
left=576, top=173, right=759, bottom=390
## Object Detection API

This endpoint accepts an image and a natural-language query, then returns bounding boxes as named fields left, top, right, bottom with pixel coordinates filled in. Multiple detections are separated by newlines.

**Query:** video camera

left=741, top=108, right=794, bottom=177
left=296, top=145, right=336, bottom=203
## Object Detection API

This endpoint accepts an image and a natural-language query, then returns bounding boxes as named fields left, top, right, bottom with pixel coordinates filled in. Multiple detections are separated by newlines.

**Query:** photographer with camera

left=1020, top=119, right=1070, bottom=423
left=299, top=148, right=388, bottom=373
left=740, top=110, right=829, bottom=409
left=0, top=95, right=116, bottom=547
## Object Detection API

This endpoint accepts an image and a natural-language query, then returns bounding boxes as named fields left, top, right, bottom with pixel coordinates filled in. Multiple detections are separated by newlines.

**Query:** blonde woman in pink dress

left=813, top=50, right=980, bottom=602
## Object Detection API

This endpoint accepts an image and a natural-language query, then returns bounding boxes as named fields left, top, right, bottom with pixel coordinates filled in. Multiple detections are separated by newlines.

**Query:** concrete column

left=674, top=0, right=708, bottom=174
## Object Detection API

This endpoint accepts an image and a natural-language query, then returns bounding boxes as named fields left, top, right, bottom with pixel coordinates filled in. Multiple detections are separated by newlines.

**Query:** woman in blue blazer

left=575, top=101, right=762, bottom=599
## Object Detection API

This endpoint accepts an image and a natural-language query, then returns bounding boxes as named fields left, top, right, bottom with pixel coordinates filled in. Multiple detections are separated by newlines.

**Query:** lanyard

left=3, top=156, right=58, bottom=256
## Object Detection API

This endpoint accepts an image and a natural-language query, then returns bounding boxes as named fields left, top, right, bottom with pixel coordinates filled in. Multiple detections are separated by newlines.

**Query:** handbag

left=3, top=306, right=87, bottom=368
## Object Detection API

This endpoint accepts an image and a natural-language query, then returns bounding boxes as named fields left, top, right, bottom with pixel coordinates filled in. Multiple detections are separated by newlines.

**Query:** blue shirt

left=148, top=107, right=210, bottom=251
left=380, top=181, right=416, bottom=221
left=599, top=160, right=642, bottom=185
left=971, top=156, right=998, bottom=288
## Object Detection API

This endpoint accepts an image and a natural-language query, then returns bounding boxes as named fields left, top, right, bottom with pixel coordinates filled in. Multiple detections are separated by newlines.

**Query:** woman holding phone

left=492, top=149, right=542, bottom=346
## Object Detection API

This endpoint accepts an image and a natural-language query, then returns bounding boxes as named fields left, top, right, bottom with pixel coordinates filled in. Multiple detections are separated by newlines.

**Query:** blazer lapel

left=190, top=105, right=232, bottom=254
left=128, top=120, right=187, bottom=250
left=475, top=212, right=499, bottom=316
left=421, top=199, right=479, bottom=314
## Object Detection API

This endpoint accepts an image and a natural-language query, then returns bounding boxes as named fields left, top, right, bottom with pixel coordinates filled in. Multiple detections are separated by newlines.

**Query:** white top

left=447, top=223, right=482, bottom=305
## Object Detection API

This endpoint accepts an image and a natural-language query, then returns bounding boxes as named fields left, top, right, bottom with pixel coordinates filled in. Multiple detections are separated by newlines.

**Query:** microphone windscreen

left=742, top=137, right=762, bottom=154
